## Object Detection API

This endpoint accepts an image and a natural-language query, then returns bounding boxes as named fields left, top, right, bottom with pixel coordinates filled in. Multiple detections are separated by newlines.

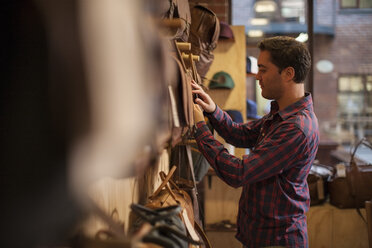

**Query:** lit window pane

left=281, top=0, right=305, bottom=22
left=341, top=0, right=357, bottom=8
left=360, top=0, right=372, bottom=8
left=367, top=76, right=372, bottom=91
left=338, top=93, right=364, bottom=114
left=339, top=77, right=350, bottom=91
left=349, top=77, right=363, bottom=91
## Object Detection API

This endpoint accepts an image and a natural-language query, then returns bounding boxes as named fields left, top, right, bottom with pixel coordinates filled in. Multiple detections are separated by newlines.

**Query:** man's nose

left=255, top=73, right=260, bottom=80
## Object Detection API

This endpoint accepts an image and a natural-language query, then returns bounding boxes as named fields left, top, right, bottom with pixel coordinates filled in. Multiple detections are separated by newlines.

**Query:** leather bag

left=168, top=52, right=195, bottom=147
left=307, top=162, right=335, bottom=206
left=159, top=0, right=191, bottom=42
left=188, top=5, right=220, bottom=78
left=147, top=166, right=195, bottom=224
left=329, top=138, right=372, bottom=209
left=146, top=166, right=212, bottom=248
left=170, top=144, right=203, bottom=225
left=346, top=138, right=372, bottom=208
left=130, top=204, right=201, bottom=248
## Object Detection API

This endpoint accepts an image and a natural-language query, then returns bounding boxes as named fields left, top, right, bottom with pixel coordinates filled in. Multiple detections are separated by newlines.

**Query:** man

left=192, top=36, right=319, bottom=248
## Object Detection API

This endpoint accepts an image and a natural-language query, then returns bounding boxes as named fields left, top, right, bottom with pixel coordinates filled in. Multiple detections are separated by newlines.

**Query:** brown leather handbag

left=168, top=54, right=194, bottom=147
left=146, top=166, right=212, bottom=248
left=346, top=138, right=372, bottom=208
left=307, top=162, right=335, bottom=206
left=147, top=166, right=195, bottom=224
left=188, top=5, right=220, bottom=78
left=329, top=138, right=372, bottom=209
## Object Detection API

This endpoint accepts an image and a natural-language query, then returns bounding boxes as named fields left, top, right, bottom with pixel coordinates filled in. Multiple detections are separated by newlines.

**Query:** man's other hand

left=191, top=80, right=216, bottom=113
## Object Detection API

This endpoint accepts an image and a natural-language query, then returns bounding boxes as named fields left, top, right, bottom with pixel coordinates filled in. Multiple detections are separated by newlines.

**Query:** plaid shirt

left=194, top=93, right=319, bottom=248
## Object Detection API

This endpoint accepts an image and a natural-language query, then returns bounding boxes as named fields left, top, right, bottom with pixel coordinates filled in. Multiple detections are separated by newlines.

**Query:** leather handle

left=160, top=171, right=181, bottom=192
left=350, top=137, right=372, bottom=165
left=194, top=221, right=212, bottom=248
left=185, top=145, right=198, bottom=191
left=159, top=170, right=185, bottom=205
left=149, top=166, right=177, bottom=200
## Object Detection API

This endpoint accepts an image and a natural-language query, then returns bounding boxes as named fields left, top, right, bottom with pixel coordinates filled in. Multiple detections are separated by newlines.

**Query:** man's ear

left=283, top=66, right=295, bottom=82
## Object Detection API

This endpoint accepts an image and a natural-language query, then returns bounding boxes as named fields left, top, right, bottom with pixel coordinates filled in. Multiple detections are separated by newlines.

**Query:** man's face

left=256, top=50, right=285, bottom=100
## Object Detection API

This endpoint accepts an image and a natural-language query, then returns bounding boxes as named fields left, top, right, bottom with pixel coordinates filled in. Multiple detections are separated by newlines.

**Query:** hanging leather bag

left=168, top=54, right=194, bottom=147
left=130, top=204, right=201, bottom=248
left=159, top=0, right=191, bottom=42
left=145, top=166, right=212, bottom=248
left=146, top=166, right=195, bottom=224
left=188, top=5, right=220, bottom=78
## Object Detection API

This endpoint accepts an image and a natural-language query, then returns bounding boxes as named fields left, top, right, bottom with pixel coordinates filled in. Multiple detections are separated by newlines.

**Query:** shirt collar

left=269, top=92, right=313, bottom=120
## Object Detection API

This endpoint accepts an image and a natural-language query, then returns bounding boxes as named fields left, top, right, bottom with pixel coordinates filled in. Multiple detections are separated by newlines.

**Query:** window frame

left=340, top=0, right=372, bottom=9
left=338, top=74, right=372, bottom=116
left=337, top=74, right=372, bottom=137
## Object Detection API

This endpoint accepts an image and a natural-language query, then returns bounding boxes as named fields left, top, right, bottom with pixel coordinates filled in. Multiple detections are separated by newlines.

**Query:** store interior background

left=200, top=0, right=372, bottom=247
left=1, top=0, right=372, bottom=247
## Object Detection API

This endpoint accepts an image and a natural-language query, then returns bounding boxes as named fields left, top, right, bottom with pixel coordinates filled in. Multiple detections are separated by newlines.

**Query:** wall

left=205, top=25, right=247, bottom=160
left=189, top=0, right=230, bottom=22
left=83, top=150, right=170, bottom=236
left=206, top=26, right=247, bottom=117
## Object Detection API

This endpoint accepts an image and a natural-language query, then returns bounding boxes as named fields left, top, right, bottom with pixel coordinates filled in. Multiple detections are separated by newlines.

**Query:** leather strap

left=349, top=138, right=372, bottom=223
left=159, top=170, right=182, bottom=204
left=160, top=171, right=181, bottom=192
left=149, top=165, right=177, bottom=200
left=185, top=144, right=202, bottom=226
left=194, top=220, right=212, bottom=248
left=185, top=145, right=197, bottom=190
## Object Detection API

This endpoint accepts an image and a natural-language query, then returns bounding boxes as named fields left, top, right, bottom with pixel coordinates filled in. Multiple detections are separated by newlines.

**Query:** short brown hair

left=258, top=36, right=311, bottom=83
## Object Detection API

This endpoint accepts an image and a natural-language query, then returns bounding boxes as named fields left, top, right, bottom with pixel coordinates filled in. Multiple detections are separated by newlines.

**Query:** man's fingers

left=192, top=88, right=203, bottom=95
left=191, top=81, right=202, bottom=90
left=195, top=98, right=208, bottom=109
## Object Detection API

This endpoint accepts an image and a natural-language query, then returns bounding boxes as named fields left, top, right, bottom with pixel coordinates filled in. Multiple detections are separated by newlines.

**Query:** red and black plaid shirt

left=194, top=93, right=319, bottom=248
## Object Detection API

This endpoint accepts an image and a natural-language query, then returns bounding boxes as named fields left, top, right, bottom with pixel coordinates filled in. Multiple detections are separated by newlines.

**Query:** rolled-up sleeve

left=194, top=120, right=307, bottom=188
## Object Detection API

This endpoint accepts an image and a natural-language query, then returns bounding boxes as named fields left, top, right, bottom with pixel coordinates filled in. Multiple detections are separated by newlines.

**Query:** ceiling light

left=248, top=30, right=264, bottom=37
left=254, top=0, right=278, bottom=13
left=251, top=18, right=269, bottom=25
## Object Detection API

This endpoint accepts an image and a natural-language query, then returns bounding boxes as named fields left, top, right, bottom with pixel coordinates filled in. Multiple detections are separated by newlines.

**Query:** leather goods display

left=170, top=144, right=203, bottom=225
left=346, top=138, right=372, bottom=208
left=130, top=204, right=201, bottom=248
left=159, top=0, right=191, bottom=42
left=188, top=5, right=220, bottom=78
left=168, top=53, right=194, bottom=146
left=307, top=162, right=335, bottom=206
left=329, top=138, right=372, bottom=209
left=147, top=166, right=195, bottom=224
left=171, top=142, right=210, bottom=183
left=145, top=166, right=211, bottom=248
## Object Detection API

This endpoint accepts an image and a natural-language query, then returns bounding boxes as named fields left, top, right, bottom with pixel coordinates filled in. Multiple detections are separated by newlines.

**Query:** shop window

left=340, top=0, right=372, bottom=9
left=253, top=0, right=306, bottom=23
left=338, top=75, right=372, bottom=139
